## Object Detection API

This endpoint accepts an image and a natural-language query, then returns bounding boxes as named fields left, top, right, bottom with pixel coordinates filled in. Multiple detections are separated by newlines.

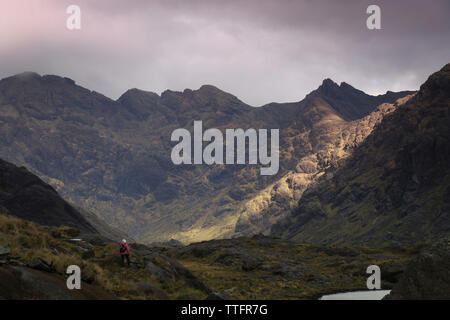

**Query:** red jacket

left=120, top=242, right=130, bottom=255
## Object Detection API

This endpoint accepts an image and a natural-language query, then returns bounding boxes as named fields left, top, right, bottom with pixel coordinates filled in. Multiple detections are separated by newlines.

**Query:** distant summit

left=310, top=78, right=415, bottom=120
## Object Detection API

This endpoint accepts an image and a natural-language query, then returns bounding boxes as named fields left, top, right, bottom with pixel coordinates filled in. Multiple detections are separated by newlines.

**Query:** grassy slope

left=0, top=208, right=420, bottom=299
left=0, top=209, right=205, bottom=299
left=166, top=236, right=419, bottom=299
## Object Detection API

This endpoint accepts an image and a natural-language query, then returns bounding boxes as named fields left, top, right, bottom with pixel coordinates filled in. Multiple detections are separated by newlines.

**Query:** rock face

left=385, top=238, right=450, bottom=299
left=0, top=71, right=413, bottom=243
left=272, top=63, right=450, bottom=246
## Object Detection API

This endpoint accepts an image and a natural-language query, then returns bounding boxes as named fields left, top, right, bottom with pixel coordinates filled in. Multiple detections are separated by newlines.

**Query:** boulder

left=145, top=261, right=169, bottom=279
left=145, top=253, right=211, bottom=294
left=242, top=256, right=263, bottom=271
left=27, top=258, right=55, bottom=273
left=385, top=238, right=450, bottom=299
left=0, top=245, right=11, bottom=257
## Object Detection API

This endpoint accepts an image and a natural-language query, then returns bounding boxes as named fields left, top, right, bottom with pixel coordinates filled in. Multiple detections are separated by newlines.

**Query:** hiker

left=120, top=239, right=130, bottom=266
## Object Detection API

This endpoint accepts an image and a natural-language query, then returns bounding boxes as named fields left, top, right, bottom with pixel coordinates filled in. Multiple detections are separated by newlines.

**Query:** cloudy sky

left=1, top=0, right=449, bottom=106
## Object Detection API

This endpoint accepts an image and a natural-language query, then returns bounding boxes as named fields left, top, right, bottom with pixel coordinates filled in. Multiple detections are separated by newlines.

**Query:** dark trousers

left=121, top=254, right=130, bottom=266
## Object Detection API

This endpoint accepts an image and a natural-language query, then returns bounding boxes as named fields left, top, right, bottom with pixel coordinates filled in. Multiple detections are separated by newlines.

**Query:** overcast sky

left=1, top=0, right=449, bottom=106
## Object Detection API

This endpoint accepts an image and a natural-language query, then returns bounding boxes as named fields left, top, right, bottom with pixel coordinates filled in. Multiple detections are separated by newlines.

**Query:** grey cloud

left=0, top=0, right=449, bottom=106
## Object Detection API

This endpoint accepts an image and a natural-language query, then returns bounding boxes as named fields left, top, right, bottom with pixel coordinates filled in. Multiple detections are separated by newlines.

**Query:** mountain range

left=0, top=63, right=449, bottom=300
left=0, top=65, right=441, bottom=245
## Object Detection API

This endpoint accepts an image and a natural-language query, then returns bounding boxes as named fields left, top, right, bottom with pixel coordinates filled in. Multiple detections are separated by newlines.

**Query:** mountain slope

left=272, top=63, right=450, bottom=246
left=235, top=94, right=414, bottom=236
left=0, top=210, right=211, bottom=300
left=0, top=72, right=414, bottom=243
left=0, top=158, right=96, bottom=233
left=0, top=157, right=127, bottom=240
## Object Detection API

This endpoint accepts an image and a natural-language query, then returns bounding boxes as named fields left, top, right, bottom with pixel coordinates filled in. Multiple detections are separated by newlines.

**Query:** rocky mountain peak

left=316, top=78, right=364, bottom=97
left=317, top=78, right=339, bottom=92
left=118, top=88, right=160, bottom=105
left=1, top=72, right=76, bottom=87
left=339, top=81, right=360, bottom=92
left=3, top=71, right=41, bottom=81
left=308, top=77, right=416, bottom=121
left=196, top=84, right=227, bottom=95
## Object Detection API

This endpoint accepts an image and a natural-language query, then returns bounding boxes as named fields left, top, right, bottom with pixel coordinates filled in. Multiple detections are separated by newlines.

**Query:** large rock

left=145, top=261, right=169, bottom=279
left=385, top=238, right=450, bottom=299
left=27, top=258, right=55, bottom=273
left=144, top=253, right=211, bottom=294
left=0, top=245, right=11, bottom=257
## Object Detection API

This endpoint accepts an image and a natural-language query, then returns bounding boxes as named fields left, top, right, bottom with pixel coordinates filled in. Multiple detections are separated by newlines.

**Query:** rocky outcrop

left=385, top=238, right=450, bottom=299
left=27, top=258, right=56, bottom=273
left=0, top=245, right=10, bottom=257
left=143, top=252, right=212, bottom=294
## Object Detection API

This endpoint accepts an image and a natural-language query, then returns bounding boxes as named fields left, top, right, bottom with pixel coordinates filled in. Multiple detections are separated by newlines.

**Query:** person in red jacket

left=119, top=239, right=130, bottom=266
